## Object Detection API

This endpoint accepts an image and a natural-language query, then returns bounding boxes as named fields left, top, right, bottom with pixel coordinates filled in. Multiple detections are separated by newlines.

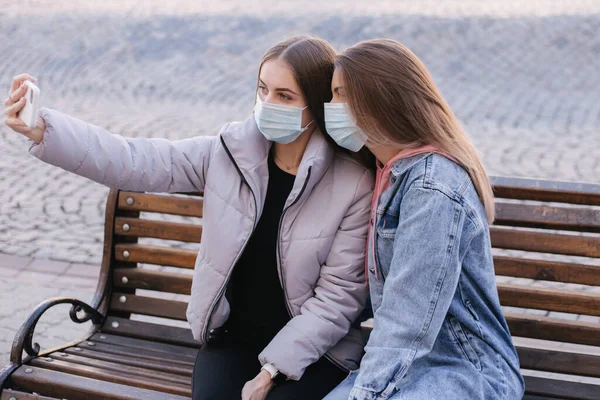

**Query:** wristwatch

left=261, top=363, right=288, bottom=385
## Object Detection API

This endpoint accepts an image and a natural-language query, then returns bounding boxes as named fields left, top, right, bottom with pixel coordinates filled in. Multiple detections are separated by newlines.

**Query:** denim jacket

left=350, top=153, right=524, bottom=399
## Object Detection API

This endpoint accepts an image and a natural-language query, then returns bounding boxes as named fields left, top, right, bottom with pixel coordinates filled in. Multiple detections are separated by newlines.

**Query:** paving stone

left=0, top=254, right=32, bottom=270
left=13, top=270, right=60, bottom=285
left=26, top=259, right=71, bottom=275
left=64, top=263, right=101, bottom=279
left=0, top=265, right=22, bottom=278
left=52, top=275, right=99, bottom=289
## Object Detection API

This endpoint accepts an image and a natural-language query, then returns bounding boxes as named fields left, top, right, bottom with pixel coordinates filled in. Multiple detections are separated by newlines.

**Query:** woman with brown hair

left=323, top=39, right=524, bottom=399
left=4, top=36, right=374, bottom=400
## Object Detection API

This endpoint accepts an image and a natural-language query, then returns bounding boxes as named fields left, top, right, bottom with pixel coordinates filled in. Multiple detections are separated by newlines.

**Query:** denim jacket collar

left=376, top=153, right=433, bottom=212
left=389, top=153, right=432, bottom=180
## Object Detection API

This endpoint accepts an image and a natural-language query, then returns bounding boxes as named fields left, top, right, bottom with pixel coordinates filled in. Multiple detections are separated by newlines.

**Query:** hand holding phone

left=17, top=81, right=40, bottom=129
left=4, top=74, right=46, bottom=143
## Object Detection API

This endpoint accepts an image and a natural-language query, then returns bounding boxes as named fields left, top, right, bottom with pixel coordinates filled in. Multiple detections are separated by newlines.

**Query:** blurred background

left=0, top=0, right=599, bottom=366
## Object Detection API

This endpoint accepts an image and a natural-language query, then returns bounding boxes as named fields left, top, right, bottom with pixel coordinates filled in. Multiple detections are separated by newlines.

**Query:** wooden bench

left=1, top=176, right=599, bottom=399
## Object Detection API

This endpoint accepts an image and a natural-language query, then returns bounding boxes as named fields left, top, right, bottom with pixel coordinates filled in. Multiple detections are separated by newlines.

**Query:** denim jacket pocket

left=376, top=211, right=398, bottom=239
left=465, top=299, right=485, bottom=339
left=448, top=315, right=482, bottom=371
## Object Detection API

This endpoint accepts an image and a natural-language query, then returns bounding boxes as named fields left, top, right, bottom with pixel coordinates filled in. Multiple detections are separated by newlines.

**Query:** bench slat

left=491, top=177, right=600, bottom=206
left=77, top=341, right=195, bottom=366
left=110, top=293, right=188, bottom=321
left=90, top=333, right=198, bottom=359
left=31, top=353, right=192, bottom=391
left=523, top=375, right=600, bottom=400
left=517, top=347, right=600, bottom=378
left=118, top=192, right=203, bottom=217
left=40, top=352, right=191, bottom=385
left=113, top=268, right=192, bottom=295
left=114, top=217, right=202, bottom=243
left=9, top=366, right=190, bottom=400
left=1, top=389, right=60, bottom=400
left=495, top=256, right=600, bottom=286
left=495, top=202, right=600, bottom=233
left=491, top=227, right=600, bottom=258
left=114, top=244, right=197, bottom=268
left=30, top=357, right=191, bottom=396
left=102, top=317, right=200, bottom=348
left=506, top=312, right=600, bottom=346
left=63, top=346, right=193, bottom=376
left=498, top=284, right=600, bottom=316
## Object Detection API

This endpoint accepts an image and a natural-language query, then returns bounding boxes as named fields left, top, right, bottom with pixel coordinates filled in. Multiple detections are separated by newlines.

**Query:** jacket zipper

left=275, top=168, right=350, bottom=372
left=201, top=136, right=258, bottom=342
left=276, top=166, right=311, bottom=317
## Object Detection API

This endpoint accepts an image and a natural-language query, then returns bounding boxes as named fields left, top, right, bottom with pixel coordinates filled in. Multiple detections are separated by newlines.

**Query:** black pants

left=192, top=337, right=347, bottom=400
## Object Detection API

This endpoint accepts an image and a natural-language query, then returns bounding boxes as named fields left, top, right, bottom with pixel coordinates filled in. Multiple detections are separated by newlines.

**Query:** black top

left=225, top=154, right=296, bottom=351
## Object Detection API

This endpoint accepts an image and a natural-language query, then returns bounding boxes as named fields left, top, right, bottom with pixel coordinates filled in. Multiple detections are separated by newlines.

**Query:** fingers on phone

left=10, top=74, right=37, bottom=92
left=6, top=83, right=27, bottom=106
left=11, top=85, right=27, bottom=103
left=4, top=97, right=26, bottom=117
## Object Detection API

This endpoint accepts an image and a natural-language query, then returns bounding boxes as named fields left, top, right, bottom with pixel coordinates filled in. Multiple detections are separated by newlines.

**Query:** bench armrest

left=10, top=297, right=104, bottom=364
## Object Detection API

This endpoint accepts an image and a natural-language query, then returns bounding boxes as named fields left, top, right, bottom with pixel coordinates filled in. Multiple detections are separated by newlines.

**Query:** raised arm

left=4, top=75, right=215, bottom=193
left=29, top=108, right=215, bottom=193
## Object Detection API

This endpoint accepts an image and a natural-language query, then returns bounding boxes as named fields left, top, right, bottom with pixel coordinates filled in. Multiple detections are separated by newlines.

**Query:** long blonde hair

left=337, top=39, right=495, bottom=222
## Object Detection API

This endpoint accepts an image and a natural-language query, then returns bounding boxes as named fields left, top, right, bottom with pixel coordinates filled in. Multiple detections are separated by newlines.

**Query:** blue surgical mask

left=324, top=102, right=367, bottom=152
left=253, top=96, right=313, bottom=144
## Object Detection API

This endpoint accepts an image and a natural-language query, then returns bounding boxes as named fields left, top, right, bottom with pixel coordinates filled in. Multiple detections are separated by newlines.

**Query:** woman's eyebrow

left=259, top=79, right=299, bottom=95
left=275, top=88, right=299, bottom=95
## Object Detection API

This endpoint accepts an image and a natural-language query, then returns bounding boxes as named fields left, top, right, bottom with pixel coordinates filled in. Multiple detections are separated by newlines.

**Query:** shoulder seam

left=406, top=184, right=483, bottom=231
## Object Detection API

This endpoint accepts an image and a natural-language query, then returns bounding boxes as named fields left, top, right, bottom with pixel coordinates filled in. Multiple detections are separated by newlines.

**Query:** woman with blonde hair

left=323, top=39, right=524, bottom=399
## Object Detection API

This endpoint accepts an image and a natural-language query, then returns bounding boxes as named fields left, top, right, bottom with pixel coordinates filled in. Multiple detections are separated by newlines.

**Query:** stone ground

left=0, top=0, right=599, bottom=382
left=0, top=254, right=99, bottom=367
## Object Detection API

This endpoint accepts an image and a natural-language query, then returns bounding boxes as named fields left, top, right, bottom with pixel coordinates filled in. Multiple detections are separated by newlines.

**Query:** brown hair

left=336, top=39, right=495, bottom=222
left=258, top=36, right=375, bottom=167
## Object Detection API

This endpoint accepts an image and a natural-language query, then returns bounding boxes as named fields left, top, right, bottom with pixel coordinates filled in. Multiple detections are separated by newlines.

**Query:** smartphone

left=18, top=81, right=41, bottom=129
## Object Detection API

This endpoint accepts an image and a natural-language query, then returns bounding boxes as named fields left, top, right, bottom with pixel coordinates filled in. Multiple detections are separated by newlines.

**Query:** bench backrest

left=97, top=190, right=203, bottom=348
left=490, top=177, right=600, bottom=386
left=95, top=176, right=600, bottom=382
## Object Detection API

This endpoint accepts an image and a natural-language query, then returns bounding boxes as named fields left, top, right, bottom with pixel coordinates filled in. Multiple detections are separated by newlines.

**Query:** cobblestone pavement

left=1, top=0, right=599, bottom=263
left=0, top=254, right=99, bottom=367
left=0, top=0, right=599, bottom=372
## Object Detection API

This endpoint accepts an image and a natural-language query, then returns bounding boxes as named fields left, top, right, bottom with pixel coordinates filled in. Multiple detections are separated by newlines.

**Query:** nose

left=330, top=94, right=343, bottom=104
left=263, top=93, right=276, bottom=104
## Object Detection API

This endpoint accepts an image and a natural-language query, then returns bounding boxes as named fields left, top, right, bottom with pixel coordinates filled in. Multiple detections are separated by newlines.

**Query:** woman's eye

left=259, top=86, right=268, bottom=94
left=279, top=93, right=290, bottom=100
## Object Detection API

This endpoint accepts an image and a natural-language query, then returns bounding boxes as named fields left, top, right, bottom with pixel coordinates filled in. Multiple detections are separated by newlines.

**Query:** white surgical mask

left=253, top=96, right=313, bottom=144
left=324, top=102, right=367, bottom=152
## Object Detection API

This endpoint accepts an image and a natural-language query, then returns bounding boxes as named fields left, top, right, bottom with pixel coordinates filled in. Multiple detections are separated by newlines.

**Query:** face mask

left=324, top=103, right=368, bottom=152
left=253, top=96, right=313, bottom=144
